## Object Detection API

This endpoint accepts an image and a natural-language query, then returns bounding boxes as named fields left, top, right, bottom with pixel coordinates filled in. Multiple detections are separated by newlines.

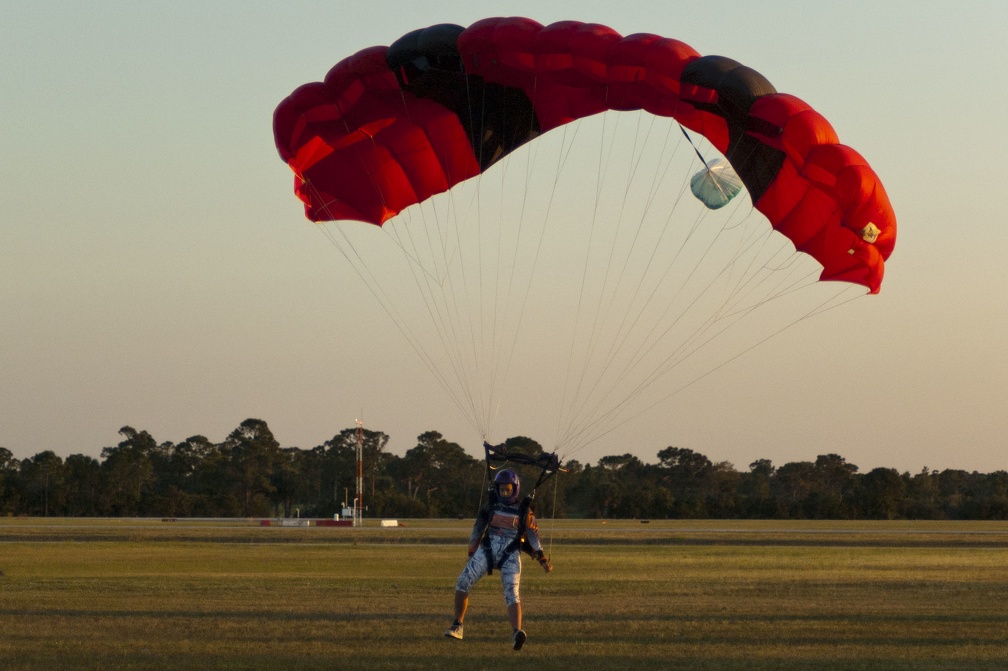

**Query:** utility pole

left=355, top=418, right=364, bottom=527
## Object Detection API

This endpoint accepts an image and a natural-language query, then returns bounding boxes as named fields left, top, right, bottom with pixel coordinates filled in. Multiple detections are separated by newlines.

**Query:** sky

left=2, top=1, right=1006, bottom=474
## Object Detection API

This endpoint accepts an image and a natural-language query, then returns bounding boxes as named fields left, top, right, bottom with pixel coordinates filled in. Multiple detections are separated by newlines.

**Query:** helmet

left=493, top=469, right=521, bottom=504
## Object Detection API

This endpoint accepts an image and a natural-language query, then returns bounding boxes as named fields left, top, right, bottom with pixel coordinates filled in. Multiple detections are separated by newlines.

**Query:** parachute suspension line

left=547, top=465, right=560, bottom=562
left=556, top=129, right=831, bottom=456
left=382, top=93, right=472, bottom=409
left=448, top=86, right=499, bottom=435
left=654, top=262, right=817, bottom=390
left=484, top=77, right=548, bottom=440
left=484, top=82, right=519, bottom=439
left=554, top=122, right=709, bottom=454
left=489, top=119, right=580, bottom=443
left=697, top=176, right=847, bottom=333
left=469, top=72, right=547, bottom=438
left=471, top=72, right=537, bottom=439
left=556, top=111, right=653, bottom=447
left=564, top=279, right=832, bottom=458
left=572, top=142, right=702, bottom=409
left=385, top=209, right=485, bottom=435
left=307, top=210, right=483, bottom=437
left=469, top=77, right=491, bottom=435
left=713, top=223, right=815, bottom=322
left=597, top=115, right=684, bottom=327
left=368, top=88, right=485, bottom=436
left=584, top=122, right=697, bottom=376
left=686, top=207, right=787, bottom=332
left=431, top=76, right=491, bottom=436
left=556, top=114, right=692, bottom=451
left=404, top=109, right=488, bottom=434
left=564, top=110, right=648, bottom=435
left=607, top=199, right=736, bottom=366
left=562, top=214, right=862, bottom=457
left=557, top=112, right=606, bottom=442
left=389, top=78, right=479, bottom=437
left=396, top=78, right=573, bottom=441
left=559, top=258, right=741, bottom=451
left=561, top=208, right=776, bottom=448
left=557, top=110, right=617, bottom=445
left=440, top=193, right=491, bottom=434
left=484, top=76, right=581, bottom=444
left=567, top=282, right=866, bottom=456
left=723, top=211, right=782, bottom=287
left=302, top=176, right=423, bottom=352
left=581, top=100, right=647, bottom=347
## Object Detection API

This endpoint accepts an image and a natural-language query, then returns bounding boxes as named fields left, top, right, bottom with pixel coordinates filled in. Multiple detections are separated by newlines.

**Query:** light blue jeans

left=455, top=532, right=522, bottom=606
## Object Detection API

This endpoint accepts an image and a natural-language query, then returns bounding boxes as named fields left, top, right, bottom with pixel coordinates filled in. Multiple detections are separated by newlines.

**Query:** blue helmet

left=493, top=469, right=521, bottom=504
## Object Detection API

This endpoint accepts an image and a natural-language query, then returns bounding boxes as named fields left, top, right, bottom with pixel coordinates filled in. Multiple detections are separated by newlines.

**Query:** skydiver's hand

left=538, top=556, right=553, bottom=573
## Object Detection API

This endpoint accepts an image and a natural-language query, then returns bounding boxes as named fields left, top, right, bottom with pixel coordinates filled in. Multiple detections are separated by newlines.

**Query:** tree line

left=3, top=418, right=1007, bottom=520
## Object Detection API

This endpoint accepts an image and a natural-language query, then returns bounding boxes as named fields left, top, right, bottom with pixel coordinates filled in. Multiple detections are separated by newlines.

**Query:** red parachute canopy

left=274, top=17, right=895, bottom=293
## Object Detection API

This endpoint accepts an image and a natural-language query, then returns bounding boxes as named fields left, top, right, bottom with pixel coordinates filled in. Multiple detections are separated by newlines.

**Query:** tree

left=295, top=445, right=332, bottom=516
left=740, top=459, right=780, bottom=518
left=63, top=454, right=101, bottom=516
left=13, top=419, right=1008, bottom=521
left=809, top=454, right=859, bottom=518
left=904, top=467, right=941, bottom=519
left=319, top=432, right=363, bottom=515
left=0, top=447, right=19, bottom=513
left=177, top=435, right=237, bottom=516
left=593, top=454, right=653, bottom=518
left=598, top=453, right=643, bottom=471
left=772, top=461, right=816, bottom=518
left=935, top=469, right=976, bottom=518
left=222, top=419, right=281, bottom=517
left=859, top=468, right=906, bottom=519
left=706, top=461, right=741, bottom=518
left=977, top=471, right=1008, bottom=519
left=657, top=447, right=713, bottom=518
left=565, top=463, right=620, bottom=518
left=399, top=431, right=481, bottom=517
left=657, top=447, right=712, bottom=475
left=100, top=427, right=156, bottom=515
left=271, top=448, right=303, bottom=518
left=21, top=451, right=65, bottom=516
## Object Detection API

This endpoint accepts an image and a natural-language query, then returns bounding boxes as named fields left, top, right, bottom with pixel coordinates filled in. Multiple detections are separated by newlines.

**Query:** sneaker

left=444, top=622, right=463, bottom=640
left=511, top=629, right=527, bottom=651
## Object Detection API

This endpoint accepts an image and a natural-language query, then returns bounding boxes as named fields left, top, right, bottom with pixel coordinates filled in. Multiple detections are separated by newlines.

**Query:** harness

left=478, top=441, right=561, bottom=574
left=479, top=495, right=533, bottom=574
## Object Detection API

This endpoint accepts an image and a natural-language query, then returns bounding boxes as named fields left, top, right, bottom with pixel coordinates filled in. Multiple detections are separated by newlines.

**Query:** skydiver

left=444, top=460, right=553, bottom=651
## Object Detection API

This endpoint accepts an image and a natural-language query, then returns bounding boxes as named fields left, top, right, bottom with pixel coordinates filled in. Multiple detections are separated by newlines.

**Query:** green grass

left=1, top=519, right=1007, bottom=670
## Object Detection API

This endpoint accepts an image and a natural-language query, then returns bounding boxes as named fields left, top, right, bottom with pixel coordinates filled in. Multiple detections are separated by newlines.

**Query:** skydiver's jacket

left=467, top=491, right=545, bottom=569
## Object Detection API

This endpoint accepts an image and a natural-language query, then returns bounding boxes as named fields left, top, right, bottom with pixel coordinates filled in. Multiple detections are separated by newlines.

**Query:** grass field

left=1, top=518, right=1007, bottom=670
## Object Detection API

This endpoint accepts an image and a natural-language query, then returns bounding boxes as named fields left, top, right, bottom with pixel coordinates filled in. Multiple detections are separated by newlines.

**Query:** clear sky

left=2, top=1, right=1006, bottom=474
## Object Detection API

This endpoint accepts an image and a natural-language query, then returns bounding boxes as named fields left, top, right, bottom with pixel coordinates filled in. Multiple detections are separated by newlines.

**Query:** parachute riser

left=483, top=441, right=562, bottom=500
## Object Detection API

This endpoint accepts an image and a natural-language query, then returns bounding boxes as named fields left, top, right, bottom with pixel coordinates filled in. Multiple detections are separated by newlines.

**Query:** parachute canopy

left=274, top=17, right=895, bottom=293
